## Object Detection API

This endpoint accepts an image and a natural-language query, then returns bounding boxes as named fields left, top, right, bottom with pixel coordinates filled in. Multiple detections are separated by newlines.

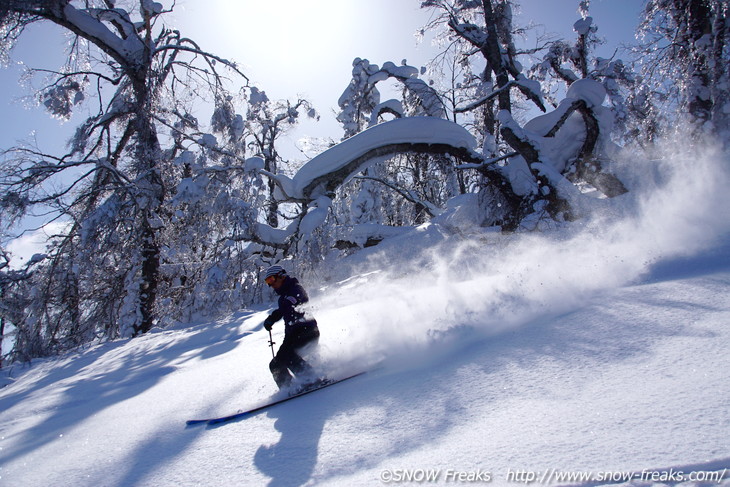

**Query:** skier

left=262, top=265, right=321, bottom=390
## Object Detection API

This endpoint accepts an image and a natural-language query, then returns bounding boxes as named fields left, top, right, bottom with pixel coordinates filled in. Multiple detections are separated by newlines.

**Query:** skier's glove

left=263, top=315, right=276, bottom=331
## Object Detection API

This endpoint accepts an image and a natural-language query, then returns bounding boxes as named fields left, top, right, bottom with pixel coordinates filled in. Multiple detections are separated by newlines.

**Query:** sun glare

left=218, top=0, right=354, bottom=69
left=176, top=0, right=432, bottom=119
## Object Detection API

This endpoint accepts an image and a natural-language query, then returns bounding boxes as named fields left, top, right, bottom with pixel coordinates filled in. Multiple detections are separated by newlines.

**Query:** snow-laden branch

left=248, top=117, right=483, bottom=250
left=455, top=151, right=517, bottom=170
left=369, top=99, right=404, bottom=126
left=448, top=18, right=488, bottom=49
left=263, top=117, right=481, bottom=202
left=454, top=81, right=512, bottom=114
left=338, top=58, right=446, bottom=136
left=154, top=42, right=250, bottom=82
left=376, top=62, right=446, bottom=118
left=57, top=3, right=146, bottom=67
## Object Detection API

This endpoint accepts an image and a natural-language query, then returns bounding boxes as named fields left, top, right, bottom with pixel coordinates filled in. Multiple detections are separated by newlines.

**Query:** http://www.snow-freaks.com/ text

left=378, top=467, right=728, bottom=484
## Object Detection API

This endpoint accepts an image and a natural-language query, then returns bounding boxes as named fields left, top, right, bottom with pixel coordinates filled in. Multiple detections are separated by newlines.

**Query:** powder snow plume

left=310, top=139, right=730, bottom=372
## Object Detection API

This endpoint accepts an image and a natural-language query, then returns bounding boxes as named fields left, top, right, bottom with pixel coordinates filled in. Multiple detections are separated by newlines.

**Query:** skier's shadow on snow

left=253, top=404, right=327, bottom=487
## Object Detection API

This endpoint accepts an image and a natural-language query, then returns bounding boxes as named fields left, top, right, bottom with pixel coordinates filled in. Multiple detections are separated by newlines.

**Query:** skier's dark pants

left=269, top=325, right=320, bottom=389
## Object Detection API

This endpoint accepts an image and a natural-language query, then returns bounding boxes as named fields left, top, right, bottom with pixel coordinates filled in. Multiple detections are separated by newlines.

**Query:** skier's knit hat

left=264, top=265, right=287, bottom=279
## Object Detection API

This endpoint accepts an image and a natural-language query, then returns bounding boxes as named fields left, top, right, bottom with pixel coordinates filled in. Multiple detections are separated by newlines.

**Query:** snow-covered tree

left=528, top=1, right=636, bottom=123
left=245, top=88, right=318, bottom=228
left=333, top=58, right=465, bottom=232
left=634, top=0, right=730, bottom=142
left=0, top=0, right=249, bottom=357
left=419, top=0, right=627, bottom=229
left=290, top=0, right=630, bottom=247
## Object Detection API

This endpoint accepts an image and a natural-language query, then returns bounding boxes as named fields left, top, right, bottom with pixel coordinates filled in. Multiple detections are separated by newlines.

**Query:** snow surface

left=2, top=144, right=730, bottom=487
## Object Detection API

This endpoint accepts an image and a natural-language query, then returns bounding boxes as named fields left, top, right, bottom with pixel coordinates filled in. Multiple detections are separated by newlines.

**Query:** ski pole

left=268, top=329, right=275, bottom=358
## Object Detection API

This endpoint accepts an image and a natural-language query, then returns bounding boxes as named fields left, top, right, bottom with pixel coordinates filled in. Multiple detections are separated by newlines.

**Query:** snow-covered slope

left=2, top=147, right=730, bottom=487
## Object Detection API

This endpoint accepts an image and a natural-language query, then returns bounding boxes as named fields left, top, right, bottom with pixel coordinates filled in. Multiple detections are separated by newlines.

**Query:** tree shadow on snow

left=0, top=309, right=260, bottom=486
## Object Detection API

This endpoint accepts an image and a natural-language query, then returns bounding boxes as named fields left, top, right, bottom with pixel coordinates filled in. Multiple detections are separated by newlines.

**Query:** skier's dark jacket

left=269, top=276, right=318, bottom=332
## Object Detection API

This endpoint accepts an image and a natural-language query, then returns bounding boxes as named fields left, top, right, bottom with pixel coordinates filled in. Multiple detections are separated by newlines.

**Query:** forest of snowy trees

left=0, top=0, right=728, bottom=364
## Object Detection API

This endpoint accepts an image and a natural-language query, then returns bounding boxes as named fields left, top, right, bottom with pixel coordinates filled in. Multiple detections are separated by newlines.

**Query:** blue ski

left=186, top=371, right=366, bottom=426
